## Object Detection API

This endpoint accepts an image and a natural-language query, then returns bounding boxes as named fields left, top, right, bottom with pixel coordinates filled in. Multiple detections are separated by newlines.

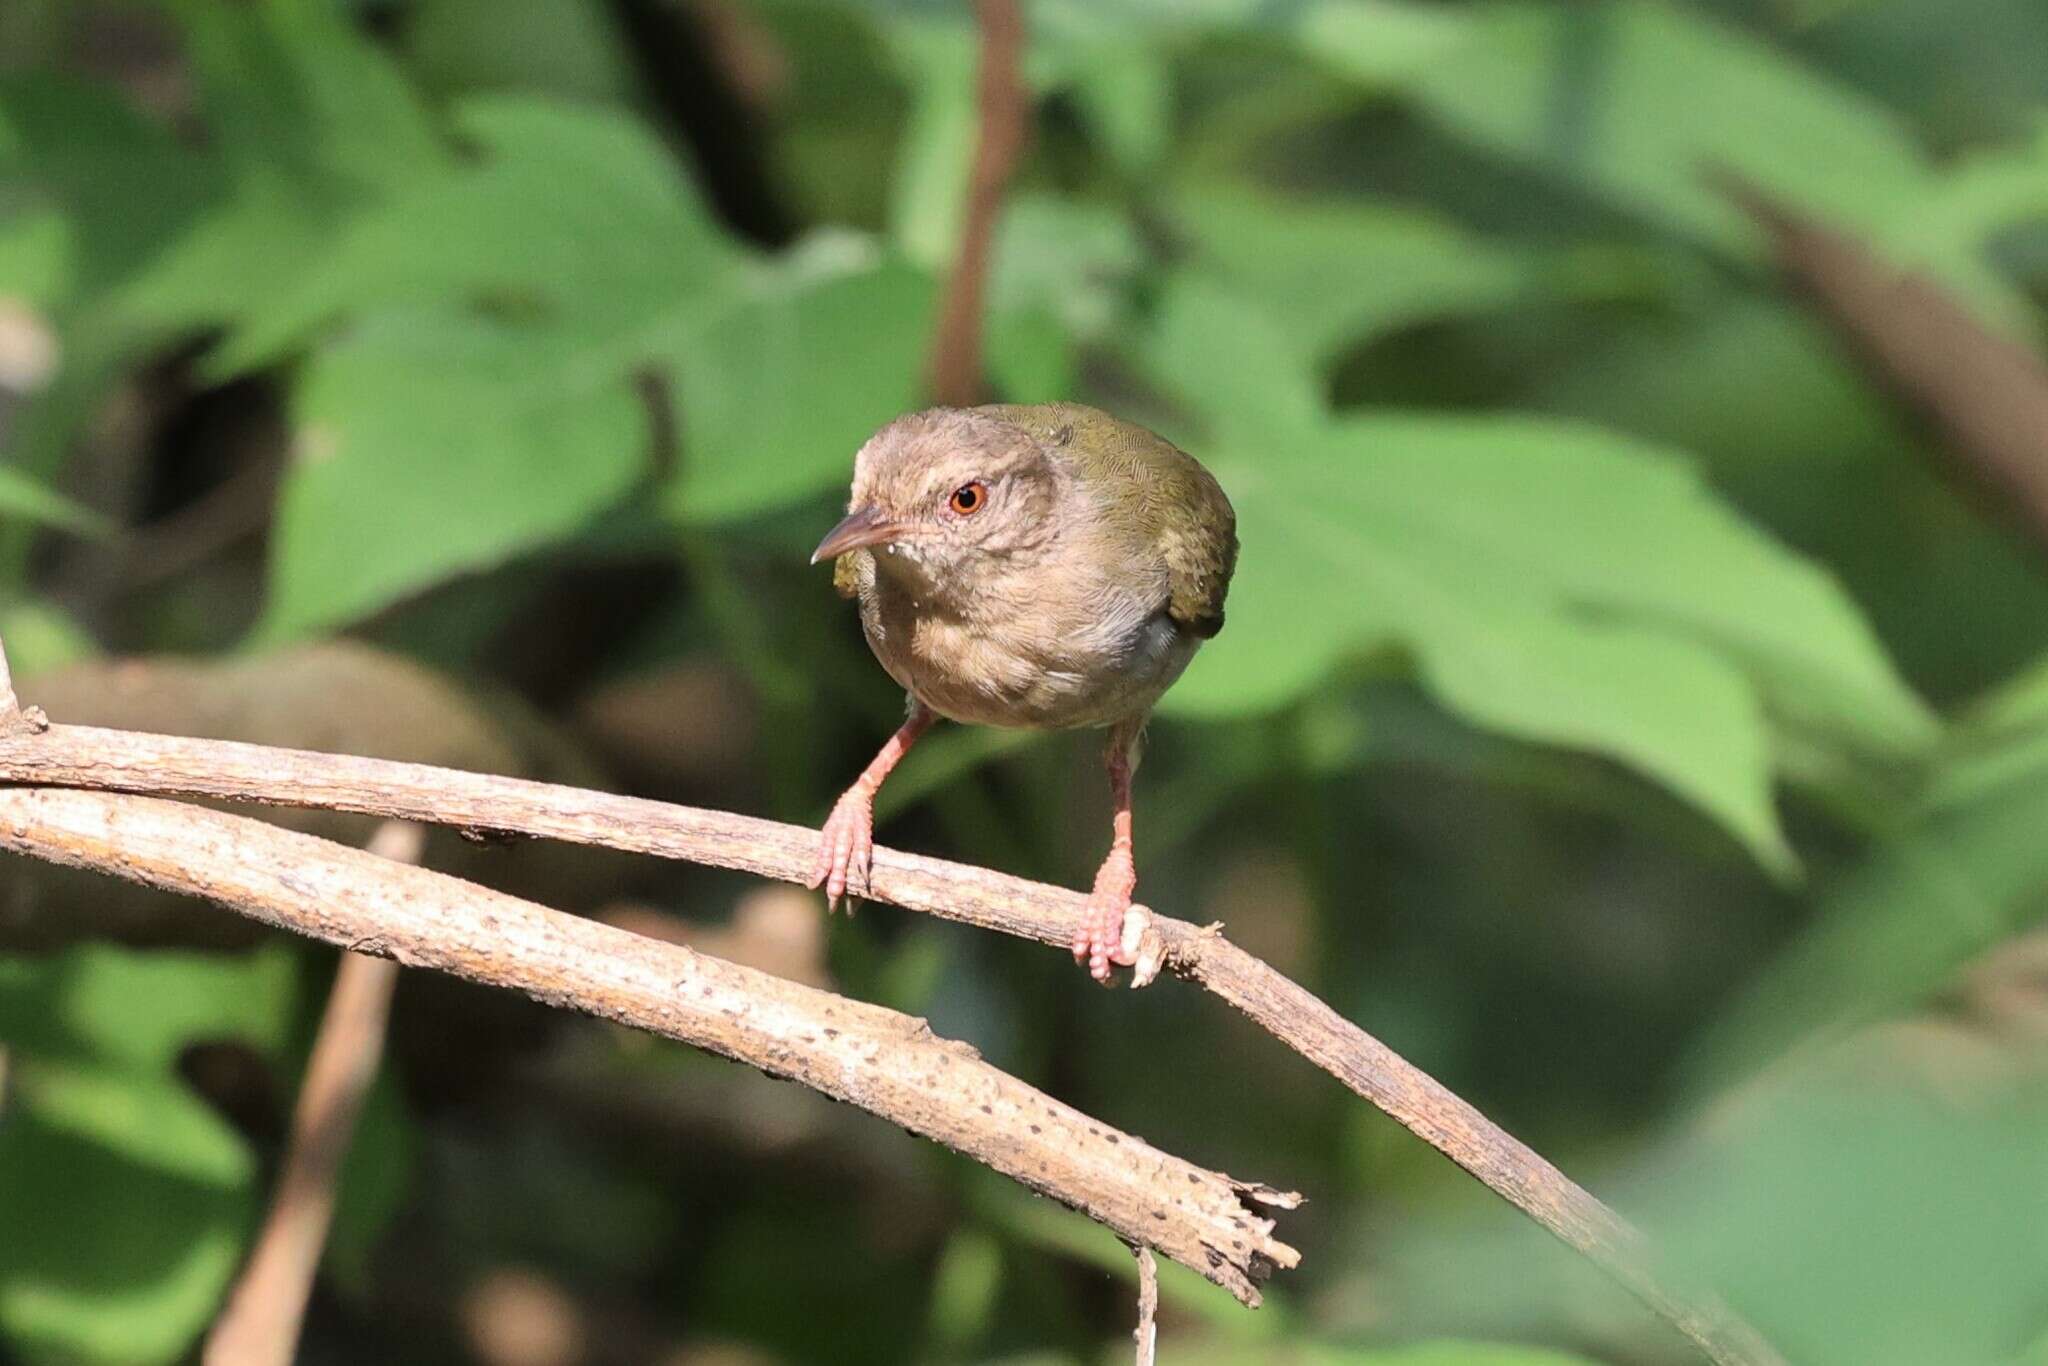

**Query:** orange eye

left=948, top=481, right=988, bottom=516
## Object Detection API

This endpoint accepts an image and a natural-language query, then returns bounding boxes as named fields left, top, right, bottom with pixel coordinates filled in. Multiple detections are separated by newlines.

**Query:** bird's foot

left=809, top=786, right=876, bottom=913
left=1072, top=848, right=1137, bottom=984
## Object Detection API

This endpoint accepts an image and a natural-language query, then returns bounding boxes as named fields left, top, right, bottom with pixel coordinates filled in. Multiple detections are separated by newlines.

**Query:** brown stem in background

left=926, top=0, right=1028, bottom=407
left=203, top=821, right=422, bottom=1366
left=118, top=457, right=280, bottom=592
left=1712, top=170, right=2048, bottom=551
left=0, top=718, right=1783, bottom=1365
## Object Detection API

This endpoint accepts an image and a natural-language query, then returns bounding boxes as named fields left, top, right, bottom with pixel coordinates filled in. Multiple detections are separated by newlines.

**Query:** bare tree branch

left=0, top=716, right=1783, bottom=1365
left=204, top=821, right=422, bottom=1366
left=926, top=0, right=1029, bottom=407
left=0, top=785, right=1299, bottom=1306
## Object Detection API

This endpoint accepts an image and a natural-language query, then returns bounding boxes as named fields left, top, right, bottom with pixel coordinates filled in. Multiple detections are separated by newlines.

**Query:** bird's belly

left=860, top=587, right=1194, bottom=730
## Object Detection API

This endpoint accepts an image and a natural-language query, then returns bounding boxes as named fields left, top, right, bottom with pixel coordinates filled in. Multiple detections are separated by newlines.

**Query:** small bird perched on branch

left=809, top=403, right=1238, bottom=982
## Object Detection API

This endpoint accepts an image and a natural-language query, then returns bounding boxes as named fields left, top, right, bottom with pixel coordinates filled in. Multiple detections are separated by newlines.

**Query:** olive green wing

left=982, top=402, right=1238, bottom=638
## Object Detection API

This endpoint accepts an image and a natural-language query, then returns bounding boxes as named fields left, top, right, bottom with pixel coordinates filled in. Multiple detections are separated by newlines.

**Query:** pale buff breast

left=850, top=550, right=1198, bottom=730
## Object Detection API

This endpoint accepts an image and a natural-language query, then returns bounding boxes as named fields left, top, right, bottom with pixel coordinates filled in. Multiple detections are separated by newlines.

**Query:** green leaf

left=978, top=196, right=1140, bottom=401
left=0, top=598, right=96, bottom=674
left=884, top=20, right=978, bottom=272
left=988, top=194, right=1143, bottom=341
left=0, top=463, right=102, bottom=535
left=0, top=74, right=224, bottom=308
left=173, top=0, right=446, bottom=198
left=1330, top=1349, right=1601, bottom=1366
left=1166, top=183, right=1547, bottom=361
left=1639, top=1081, right=2048, bottom=1366
left=1389, top=1074, right=2048, bottom=1366
left=1141, top=272, right=1325, bottom=436
left=0, top=1063, right=253, bottom=1365
left=0, top=943, right=296, bottom=1073
left=923, top=1229, right=1002, bottom=1356
left=1062, top=38, right=1172, bottom=173
left=1169, top=1344, right=1602, bottom=1366
left=0, top=28, right=445, bottom=576
left=11, top=1060, right=252, bottom=1189
left=1289, top=0, right=1482, bottom=89
left=1143, top=275, right=1933, bottom=871
left=0, top=198, right=71, bottom=311
left=85, top=0, right=449, bottom=334
left=1692, top=657, right=2048, bottom=1078
left=1404, top=2, right=1935, bottom=249
left=1893, top=118, right=2048, bottom=254
left=660, top=256, right=935, bottom=522
left=1876, top=117, right=2048, bottom=334
left=263, top=309, right=646, bottom=637
left=401, top=0, right=639, bottom=106
left=0, top=948, right=284, bottom=1364
left=1180, top=420, right=1792, bottom=873
left=213, top=95, right=741, bottom=374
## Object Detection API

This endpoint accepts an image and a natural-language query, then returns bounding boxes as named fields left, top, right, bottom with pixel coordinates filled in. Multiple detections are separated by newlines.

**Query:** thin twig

left=119, top=457, right=281, bottom=591
left=0, top=786, right=1299, bottom=1305
left=204, top=821, right=422, bottom=1366
left=0, top=718, right=1783, bottom=1365
left=1133, top=1244, right=1159, bottom=1366
left=925, top=0, right=1028, bottom=407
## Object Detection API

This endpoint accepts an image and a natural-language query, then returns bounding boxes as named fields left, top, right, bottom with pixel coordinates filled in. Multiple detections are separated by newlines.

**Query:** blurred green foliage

left=1, top=0, right=2046, bottom=1362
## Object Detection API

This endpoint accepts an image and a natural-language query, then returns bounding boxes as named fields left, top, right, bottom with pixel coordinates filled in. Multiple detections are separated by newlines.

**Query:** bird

left=806, top=402, right=1238, bottom=982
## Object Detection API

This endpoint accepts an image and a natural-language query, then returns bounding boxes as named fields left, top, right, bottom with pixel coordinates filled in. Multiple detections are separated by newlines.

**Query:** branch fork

left=0, top=641, right=1783, bottom=1365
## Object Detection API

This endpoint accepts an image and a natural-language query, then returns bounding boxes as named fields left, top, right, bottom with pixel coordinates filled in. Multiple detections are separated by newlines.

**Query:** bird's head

left=810, top=408, right=1065, bottom=588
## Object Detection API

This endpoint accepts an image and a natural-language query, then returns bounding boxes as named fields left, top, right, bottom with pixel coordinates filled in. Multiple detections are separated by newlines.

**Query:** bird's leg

left=810, top=701, right=934, bottom=912
left=1074, top=720, right=1142, bottom=983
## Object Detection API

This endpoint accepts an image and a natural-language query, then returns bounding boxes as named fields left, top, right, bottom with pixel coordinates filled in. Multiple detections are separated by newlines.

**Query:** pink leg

left=1073, top=721, right=1141, bottom=983
left=810, top=702, right=934, bottom=912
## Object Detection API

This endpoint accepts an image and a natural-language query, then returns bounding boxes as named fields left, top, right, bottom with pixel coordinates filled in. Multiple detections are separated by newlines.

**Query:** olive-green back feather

left=980, top=403, right=1237, bottom=637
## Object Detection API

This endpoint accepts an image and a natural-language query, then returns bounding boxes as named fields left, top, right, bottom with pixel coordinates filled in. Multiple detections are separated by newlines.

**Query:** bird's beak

left=810, top=506, right=904, bottom=565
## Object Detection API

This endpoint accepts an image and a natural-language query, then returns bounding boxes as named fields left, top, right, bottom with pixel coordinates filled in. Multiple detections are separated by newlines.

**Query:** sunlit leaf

left=0, top=943, right=295, bottom=1073
left=1290, top=0, right=1481, bottom=88
left=1145, top=274, right=1934, bottom=871
left=1694, top=657, right=2048, bottom=1077
left=0, top=946, right=286, bottom=1365
left=175, top=0, right=445, bottom=197
left=660, top=258, right=934, bottom=522
left=0, top=74, right=222, bottom=308
left=264, top=308, right=646, bottom=637
left=1403, top=1, right=1935, bottom=249
left=1640, top=1080, right=2048, bottom=1366
left=11, top=1061, right=251, bottom=1189
left=213, top=96, right=742, bottom=373
left=0, top=1063, right=253, bottom=1365
left=989, top=194, right=1143, bottom=340
left=883, top=20, right=978, bottom=272
left=0, top=463, right=101, bottom=535
left=1166, top=184, right=1547, bottom=360
left=401, top=0, right=639, bottom=106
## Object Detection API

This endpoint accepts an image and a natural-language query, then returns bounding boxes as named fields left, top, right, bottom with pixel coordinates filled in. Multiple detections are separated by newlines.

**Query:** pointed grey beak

left=810, top=506, right=904, bottom=565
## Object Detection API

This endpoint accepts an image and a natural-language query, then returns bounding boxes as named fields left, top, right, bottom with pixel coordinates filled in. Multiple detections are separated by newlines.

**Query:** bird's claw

left=810, top=787, right=876, bottom=913
left=1072, top=849, right=1137, bottom=985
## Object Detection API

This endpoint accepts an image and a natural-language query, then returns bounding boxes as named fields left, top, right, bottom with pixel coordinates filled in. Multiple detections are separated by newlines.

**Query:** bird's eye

left=948, top=481, right=988, bottom=516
